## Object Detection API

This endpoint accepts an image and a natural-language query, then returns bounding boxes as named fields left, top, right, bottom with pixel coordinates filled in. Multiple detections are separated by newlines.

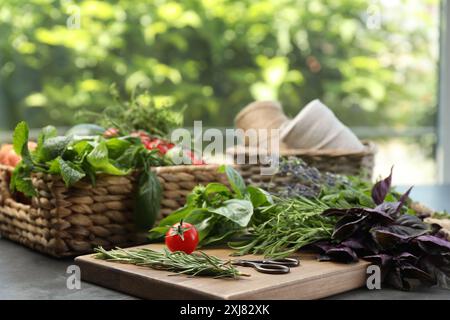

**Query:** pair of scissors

left=232, top=257, right=300, bottom=275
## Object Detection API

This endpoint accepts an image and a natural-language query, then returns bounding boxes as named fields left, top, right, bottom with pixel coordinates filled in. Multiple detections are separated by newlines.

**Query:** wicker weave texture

left=0, top=164, right=226, bottom=257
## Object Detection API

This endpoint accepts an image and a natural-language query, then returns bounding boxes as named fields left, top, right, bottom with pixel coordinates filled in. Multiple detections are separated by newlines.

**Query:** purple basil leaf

left=396, top=186, right=413, bottom=215
left=395, top=215, right=429, bottom=233
left=371, top=166, right=393, bottom=205
left=365, top=207, right=395, bottom=223
left=415, top=235, right=450, bottom=255
left=364, top=254, right=393, bottom=268
left=313, top=241, right=333, bottom=253
left=322, top=207, right=366, bottom=217
left=341, top=237, right=366, bottom=250
left=371, top=228, right=410, bottom=249
left=332, top=214, right=368, bottom=241
left=419, top=255, right=450, bottom=289
left=325, top=245, right=359, bottom=263
left=395, top=252, right=419, bottom=264
left=399, top=263, right=434, bottom=285
left=386, top=266, right=410, bottom=291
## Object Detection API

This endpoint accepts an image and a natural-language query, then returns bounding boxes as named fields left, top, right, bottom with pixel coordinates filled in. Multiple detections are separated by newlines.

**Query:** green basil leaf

left=87, top=140, right=129, bottom=175
left=200, top=219, right=243, bottom=246
left=134, top=171, right=161, bottom=231
left=218, top=165, right=247, bottom=198
left=106, top=138, right=132, bottom=159
left=204, top=182, right=231, bottom=197
left=183, top=211, right=216, bottom=243
left=210, top=199, right=253, bottom=227
left=247, top=185, right=273, bottom=207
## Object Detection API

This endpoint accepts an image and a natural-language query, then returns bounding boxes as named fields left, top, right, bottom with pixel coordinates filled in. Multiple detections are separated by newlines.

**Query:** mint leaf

left=10, top=163, right=37, bottom=197
left=48, top=157, right=85, bottom=186
left=34, top=126, right=58, bottom=161
left=39, top=136, right=71, bottom=162
left=87, top=140, right=129, bottom=175
left=13, top=121, right=29, bottom=155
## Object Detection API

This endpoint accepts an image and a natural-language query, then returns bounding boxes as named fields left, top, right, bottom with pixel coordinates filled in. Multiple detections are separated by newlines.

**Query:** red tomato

left=104, top=127, right=120, bottom=138
left=185, top=150, right=206, bottom=165
left=0, top=142, right=36, bottom=167
left=165, top=221, right=199, bottom=254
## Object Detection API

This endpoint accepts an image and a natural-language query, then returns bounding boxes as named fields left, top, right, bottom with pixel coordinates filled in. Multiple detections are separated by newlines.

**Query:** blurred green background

left=0, top=0, right=441, bottom=183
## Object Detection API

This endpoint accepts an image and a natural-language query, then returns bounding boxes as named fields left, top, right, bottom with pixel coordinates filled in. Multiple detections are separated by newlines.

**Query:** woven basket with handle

left=0, top=164, right=226, bottom=257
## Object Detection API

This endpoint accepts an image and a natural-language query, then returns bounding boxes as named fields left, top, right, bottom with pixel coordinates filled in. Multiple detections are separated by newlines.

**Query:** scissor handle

left=254, top=263, right=290, bottom=274
left=264, top=257, right=300, bottom=267
left=233, top=260, right=291, bottom=274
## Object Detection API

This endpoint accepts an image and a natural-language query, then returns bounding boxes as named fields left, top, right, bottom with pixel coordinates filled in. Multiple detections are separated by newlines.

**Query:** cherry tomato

left=185, top=150, right=206, bottom=165
left=104, top=127, right=120, bottom=138
left=165, top=221, right=199, bottom=254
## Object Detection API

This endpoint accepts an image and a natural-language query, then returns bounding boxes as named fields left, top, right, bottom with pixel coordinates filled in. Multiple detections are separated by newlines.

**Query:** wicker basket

left=233, top=141, right=376, bottom=185
left=0, top=164, right=226, bottom=257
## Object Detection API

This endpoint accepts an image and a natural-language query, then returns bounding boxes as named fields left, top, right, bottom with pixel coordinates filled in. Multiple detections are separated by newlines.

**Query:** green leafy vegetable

left=149, top=166, right=255, bottom=246
left=48, top=157, right=86, bottom=187
left=210, top=199, right=253, bottom=227
left=10, top=121, right=164, bottom=197
left=219, top=165, right=247, bottom=198
left=134, top=171, right=162, bottom=230
left=86, top=140, right=129, bottom=176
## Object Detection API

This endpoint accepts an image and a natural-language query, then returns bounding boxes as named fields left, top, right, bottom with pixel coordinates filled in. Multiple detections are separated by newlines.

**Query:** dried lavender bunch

left=257, top=157, right=354, bottom=199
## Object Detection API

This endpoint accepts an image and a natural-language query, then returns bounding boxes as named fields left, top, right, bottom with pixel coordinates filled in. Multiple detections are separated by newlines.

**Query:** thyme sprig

left=94, top=247, right=249, bottom=279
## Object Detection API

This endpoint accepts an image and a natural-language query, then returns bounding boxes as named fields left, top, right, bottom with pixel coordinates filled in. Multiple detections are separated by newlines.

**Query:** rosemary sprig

left=94, top=247, right=249, bottom=279
left=229, top=197, right=336, bottom=259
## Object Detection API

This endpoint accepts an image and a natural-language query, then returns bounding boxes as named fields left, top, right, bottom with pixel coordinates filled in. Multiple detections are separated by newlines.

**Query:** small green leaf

left=106, top=138, right=132, bottom=159
left=87, top=140, right=129, bottom=175
left=39, top=136, right=71, bottom=162
left=204, top=182, right=231, bottom=197
left=148, top=206, right=198, bottom=240
left=218, top=165, right=247, bottom=198
left=10, top=163, right=37, bottom=197
left=13, top=121, right=29, bottom=155
left=247, top=185, right=273, bottom=207
left=210, top=199, right=254, bottom=227
left=48, top=157, right=86, bottom=186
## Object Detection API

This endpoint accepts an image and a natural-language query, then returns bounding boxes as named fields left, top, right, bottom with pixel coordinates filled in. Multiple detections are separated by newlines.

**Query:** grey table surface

left=1, top=185, right=450, bottom=300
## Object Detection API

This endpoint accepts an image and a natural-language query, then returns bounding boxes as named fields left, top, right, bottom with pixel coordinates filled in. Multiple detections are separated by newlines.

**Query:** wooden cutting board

left=75, top=244, right=370, bottom=300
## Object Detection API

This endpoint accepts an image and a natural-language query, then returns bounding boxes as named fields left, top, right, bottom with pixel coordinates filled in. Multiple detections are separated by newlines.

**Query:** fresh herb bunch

left=80, top=85, right=183, bottom=137
left=316, top=169, right=450, bottom=291
left=95, top=246, right=248, bottom=279
left=229, top=197, right=336, bottom=259
left=10, top=122, right=166, bottom=196
left=10, top=121, right=167, bottom=230
left=149, top=165, right=273, bottom=247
